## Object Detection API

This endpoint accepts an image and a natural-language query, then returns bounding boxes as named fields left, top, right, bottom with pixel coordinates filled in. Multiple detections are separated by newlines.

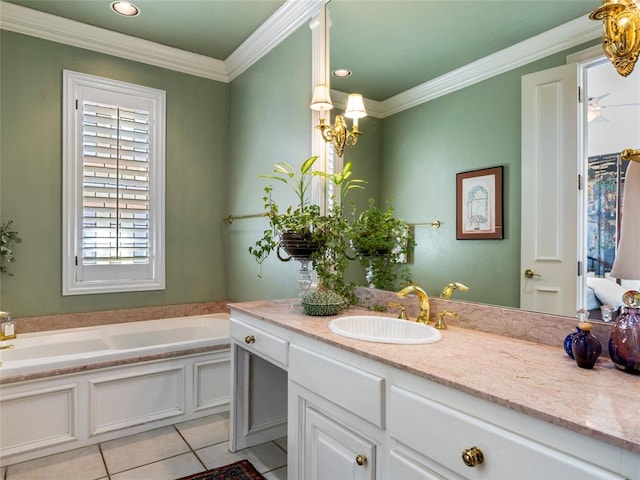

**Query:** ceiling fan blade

left=601, top=102, right=640, bottom=108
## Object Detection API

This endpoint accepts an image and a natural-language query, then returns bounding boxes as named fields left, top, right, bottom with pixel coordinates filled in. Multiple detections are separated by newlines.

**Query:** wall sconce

left=589, top=0, right=640, bottom=77
left=310, top=84, right=367, bottom=157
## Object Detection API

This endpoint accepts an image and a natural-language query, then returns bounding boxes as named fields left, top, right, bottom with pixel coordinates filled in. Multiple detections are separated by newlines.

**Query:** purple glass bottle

left=609, top=291, right=640, bottom=375
left=572, top=322, right=602, bottom=369
left=564, top=309, right=589, bottom=359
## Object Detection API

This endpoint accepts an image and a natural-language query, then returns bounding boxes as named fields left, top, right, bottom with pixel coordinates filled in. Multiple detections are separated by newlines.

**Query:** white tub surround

left=229, top=299, right=639, bottom=480
left=0, top=314, right=230, bottom=466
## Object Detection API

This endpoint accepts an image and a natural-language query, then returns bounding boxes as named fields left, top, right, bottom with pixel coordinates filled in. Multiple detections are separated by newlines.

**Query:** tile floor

left=1, top=412, right=287, bottom=480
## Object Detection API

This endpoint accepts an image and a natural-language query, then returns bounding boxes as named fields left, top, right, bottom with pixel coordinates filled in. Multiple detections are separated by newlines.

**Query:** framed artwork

left=456, top=166, right=503, bottom=240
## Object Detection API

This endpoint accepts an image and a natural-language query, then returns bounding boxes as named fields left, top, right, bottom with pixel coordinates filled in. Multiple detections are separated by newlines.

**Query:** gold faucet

left=397, top=284, right=430, bottom=324
left=440, top=282, right=469, bottom=299
left=387, top=302, right=408, bottom=320
left=434, top=310, right=457, bottom=330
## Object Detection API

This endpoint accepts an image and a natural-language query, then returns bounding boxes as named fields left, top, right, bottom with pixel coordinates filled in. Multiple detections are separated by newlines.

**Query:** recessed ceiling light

left=110, top=1, right=140, bottom=17
left=332, top=69, right=352, bottom=78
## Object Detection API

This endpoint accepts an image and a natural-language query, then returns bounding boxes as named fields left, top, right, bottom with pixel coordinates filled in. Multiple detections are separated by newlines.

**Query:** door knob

left=244, top=335, right=255, bottom=344
left=524, top=268, right=541, bottom=279
left=462, top=446, right=484, bottom=467
left=355, top=454, right=367, bottom=466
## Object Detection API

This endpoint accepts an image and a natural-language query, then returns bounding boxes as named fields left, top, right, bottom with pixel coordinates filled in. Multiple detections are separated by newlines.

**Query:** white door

left=521, top=63, right=580, bottom=316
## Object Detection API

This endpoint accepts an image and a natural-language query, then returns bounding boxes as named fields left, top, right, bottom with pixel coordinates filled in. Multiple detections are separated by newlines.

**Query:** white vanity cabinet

left=288, top=345, right=384, bottom=479
left=229, top=315, right=289, bottom=451
left=229, top=307, right=639, bottom=480
left=388, top=385, right=628, bottom=480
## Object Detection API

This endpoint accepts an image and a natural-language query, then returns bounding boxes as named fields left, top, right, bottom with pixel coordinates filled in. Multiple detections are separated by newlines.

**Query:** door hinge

left=578, top=174, right=583, bottom=190
left=578, top=86, right=582, bottom=103
left=75, top=99, right=79, bottom=110
left=578, top=260, right=583, bottom=277
left=75, top=256, right=78, bottom=266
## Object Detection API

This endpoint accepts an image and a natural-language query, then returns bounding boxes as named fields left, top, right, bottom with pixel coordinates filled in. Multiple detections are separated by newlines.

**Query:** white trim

left=226, top=0, right=325, bottom=81
left=0, top=1, right=227, bottom=81
left=566, top=44, right=606, bottom=65
left=1, top=0, right=600, bottom=112
left=310, top=8, right=330, bottom=213
left=62, top=70, right=166, bottom=295
left=0, top=0, right=323, bottom=82
left=378, top=16, right=601, bottom=118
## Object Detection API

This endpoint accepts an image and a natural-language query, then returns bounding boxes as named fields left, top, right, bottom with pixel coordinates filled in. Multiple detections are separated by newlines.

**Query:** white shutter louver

left=82, top=102, right=150, bottom=266
left=63, top=70, right=165, bottom=295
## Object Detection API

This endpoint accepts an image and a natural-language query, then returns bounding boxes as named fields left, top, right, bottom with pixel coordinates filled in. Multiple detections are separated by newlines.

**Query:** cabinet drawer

left=389, top=386, right=624, bottom=480
left=290, top=345, right=384, bottom=427
left=230, top=318, right=288, bottom=367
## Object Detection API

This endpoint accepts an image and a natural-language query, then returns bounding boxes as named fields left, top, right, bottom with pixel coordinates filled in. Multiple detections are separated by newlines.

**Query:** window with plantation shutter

left=63, top=70, right=166, bottom=295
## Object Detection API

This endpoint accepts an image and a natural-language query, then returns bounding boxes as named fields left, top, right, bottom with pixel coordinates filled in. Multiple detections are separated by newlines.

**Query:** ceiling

left=3, top=0, right=600, bottom=101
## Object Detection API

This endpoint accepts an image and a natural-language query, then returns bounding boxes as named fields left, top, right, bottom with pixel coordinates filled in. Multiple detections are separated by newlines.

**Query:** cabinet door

left=304, top=405, right=375, bottom=480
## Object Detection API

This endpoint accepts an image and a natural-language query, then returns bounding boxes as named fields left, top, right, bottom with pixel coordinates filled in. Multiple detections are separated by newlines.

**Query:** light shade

left=310, top=85, right=333, bottom=111
left=344, top=94, right=367, bottom=119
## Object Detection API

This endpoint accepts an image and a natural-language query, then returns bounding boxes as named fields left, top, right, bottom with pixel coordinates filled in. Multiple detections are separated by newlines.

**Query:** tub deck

left=0, top=313, right=230, bottom=382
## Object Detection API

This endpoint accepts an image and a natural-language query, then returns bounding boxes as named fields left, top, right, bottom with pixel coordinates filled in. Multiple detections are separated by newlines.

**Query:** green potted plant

left=349, top=199, right=415, bottom=291
left=0, top=220, right=21, bottom=276
left=249, top=156, right=365, bottom=301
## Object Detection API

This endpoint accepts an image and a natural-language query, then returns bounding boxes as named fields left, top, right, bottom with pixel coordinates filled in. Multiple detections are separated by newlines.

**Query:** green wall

left=379, top=43, right=598, bottom=307
left=0, top=23, right=600, bottom=315
left=226, top=25, right=315, bottom=301
left=0, top=31, right=229, bottom=317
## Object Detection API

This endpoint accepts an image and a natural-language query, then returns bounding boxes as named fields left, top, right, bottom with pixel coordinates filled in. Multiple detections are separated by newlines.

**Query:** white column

left=310, top=3, right=330, bottom=214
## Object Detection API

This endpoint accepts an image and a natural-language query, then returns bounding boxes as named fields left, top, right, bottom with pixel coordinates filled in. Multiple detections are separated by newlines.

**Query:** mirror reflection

left=327, top=1, right=640, bottom=319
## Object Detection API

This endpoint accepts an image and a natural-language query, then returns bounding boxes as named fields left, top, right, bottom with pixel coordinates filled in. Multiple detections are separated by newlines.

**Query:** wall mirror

left=326, top=0, right=640, bottom=320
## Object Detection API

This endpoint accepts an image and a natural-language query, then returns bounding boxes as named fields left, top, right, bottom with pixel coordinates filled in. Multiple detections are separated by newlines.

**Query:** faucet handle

left=435, top=310, right=457, bottom=330
left=388, top=302, right=408, bottom=320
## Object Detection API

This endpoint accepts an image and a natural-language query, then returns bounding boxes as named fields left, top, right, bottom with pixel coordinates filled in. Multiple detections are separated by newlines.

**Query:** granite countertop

left=229, top=298, right=640, bottom=455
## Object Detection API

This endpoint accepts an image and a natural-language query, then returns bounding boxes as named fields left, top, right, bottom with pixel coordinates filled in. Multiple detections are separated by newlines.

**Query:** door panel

left=521, top=63, right=580, bottom=316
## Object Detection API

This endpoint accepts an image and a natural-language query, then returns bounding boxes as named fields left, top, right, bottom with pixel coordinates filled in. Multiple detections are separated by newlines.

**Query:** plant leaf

left=300, top=156, right=319, bottom=174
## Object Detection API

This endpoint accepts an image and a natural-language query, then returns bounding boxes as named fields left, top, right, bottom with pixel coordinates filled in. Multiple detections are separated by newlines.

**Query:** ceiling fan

left=588, top=93, right=640, bottom=122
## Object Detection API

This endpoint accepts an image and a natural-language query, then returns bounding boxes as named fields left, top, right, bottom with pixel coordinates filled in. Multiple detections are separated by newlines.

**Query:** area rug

left=176, top=460, right=267, bottom=480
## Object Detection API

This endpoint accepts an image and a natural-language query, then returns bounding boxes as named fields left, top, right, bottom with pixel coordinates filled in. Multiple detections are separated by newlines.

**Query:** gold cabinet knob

left=462, top=446, right=484, bottom=467
left=524, top=268, right=541, bottom=279
left=355, top=454, right=367, bottom=466
left=244, top=335, right=255, bottom=344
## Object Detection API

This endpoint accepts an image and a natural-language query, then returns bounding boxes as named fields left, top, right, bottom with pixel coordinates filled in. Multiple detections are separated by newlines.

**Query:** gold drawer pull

left=244, top=335, right=255, bottom=344
left=355, top=454, right=367, bottom=466
left=462, top=446, right=484, bottom=467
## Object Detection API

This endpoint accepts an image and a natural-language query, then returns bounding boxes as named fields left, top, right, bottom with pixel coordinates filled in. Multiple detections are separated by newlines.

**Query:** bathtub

left=0, top=313, right=229, bottom=379
left=0, top=313, right=231, bottom=466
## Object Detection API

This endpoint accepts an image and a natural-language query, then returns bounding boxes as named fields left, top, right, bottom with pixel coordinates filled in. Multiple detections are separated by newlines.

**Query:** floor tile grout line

left=173, top=424, right=208, bottom=471
left=103, top=451, right=199, bottom=477
left=97, top=443, right=111, bottom=480
left=273, top=439, right=287, bottom=455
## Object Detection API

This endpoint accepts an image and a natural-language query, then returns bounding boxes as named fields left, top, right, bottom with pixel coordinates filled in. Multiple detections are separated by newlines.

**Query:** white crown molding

left=1, top=0, right=602, bottom=105
left=0, top=0, right=228, bottom=81
left=225, top=0, right=325, bottom=81
left=566, top=44, right=605, bottom=65
left=0, top=0, right=325, bottom=83
left=380, top=16, right=602, bottom=118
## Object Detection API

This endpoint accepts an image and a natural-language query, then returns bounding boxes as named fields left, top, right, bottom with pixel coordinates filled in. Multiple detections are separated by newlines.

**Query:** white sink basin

left=328, top=315, right=442, bottom=344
